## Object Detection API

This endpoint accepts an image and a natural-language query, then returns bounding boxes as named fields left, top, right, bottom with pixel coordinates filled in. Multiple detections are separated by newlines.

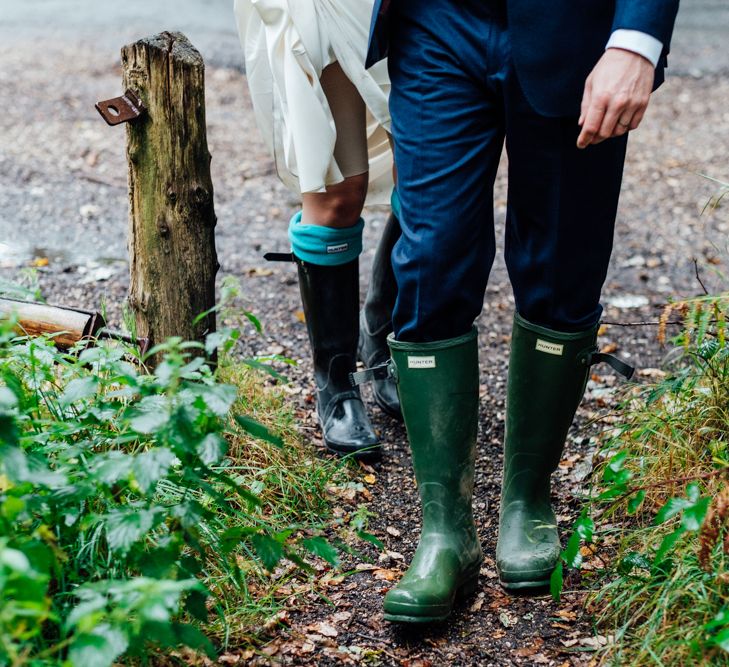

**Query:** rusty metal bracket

left=95, top=89, right=146, bottom=126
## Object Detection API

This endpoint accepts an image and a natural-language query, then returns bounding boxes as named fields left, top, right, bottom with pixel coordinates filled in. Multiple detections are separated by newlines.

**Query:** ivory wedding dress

left=234, top=0, right=393, bottom=203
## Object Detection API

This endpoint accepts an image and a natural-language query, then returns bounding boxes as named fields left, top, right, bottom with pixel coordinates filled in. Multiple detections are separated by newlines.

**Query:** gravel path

left=2, top=2, right=729, bottom=665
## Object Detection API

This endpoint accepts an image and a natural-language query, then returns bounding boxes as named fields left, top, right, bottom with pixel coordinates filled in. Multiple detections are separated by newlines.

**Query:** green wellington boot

left=496, top=313, right=620, bottom=590
left=383, top=328, right=483, bottom=623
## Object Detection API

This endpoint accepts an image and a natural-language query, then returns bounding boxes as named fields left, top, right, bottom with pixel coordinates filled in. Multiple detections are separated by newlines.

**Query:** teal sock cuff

left=288, top=212, right=364, bottom=266
left=390, top=188, right=402, bottom=220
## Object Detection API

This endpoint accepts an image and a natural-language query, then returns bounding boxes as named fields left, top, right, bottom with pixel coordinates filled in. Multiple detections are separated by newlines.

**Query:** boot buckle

left=349, top=361, right=394, bottom=387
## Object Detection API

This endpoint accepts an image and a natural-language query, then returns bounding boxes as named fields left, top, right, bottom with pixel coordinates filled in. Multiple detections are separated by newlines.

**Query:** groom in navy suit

left=364, top=0, right=680, bottom=623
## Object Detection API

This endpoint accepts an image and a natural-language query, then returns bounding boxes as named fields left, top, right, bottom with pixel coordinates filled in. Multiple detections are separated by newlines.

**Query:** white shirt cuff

left=606, top=29, right=663, bottom=68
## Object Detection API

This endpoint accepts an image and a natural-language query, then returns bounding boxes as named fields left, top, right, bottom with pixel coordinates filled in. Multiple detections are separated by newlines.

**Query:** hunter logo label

left=535, top=339, right=564, bottom=356
left=327, top=243, right=349, bottom=254
left=408, top=355, right=436, bottom=369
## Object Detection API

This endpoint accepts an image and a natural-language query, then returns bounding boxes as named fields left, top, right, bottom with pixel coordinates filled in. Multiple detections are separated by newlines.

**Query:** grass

left=198, top=360, right=354, bottom=649
left=563, top=296, right=729, bottom=665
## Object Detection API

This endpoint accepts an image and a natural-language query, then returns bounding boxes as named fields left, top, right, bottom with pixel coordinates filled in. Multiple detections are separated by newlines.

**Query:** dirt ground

left=2, top=2, right=729, bottom=665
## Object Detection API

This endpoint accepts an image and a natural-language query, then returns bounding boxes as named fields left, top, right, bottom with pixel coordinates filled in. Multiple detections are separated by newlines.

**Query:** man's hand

left=577, top=48, right=655, bottom=149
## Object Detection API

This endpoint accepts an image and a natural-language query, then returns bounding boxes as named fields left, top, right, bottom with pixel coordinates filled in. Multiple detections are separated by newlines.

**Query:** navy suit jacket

left=366, top=0, right=680, bottom=117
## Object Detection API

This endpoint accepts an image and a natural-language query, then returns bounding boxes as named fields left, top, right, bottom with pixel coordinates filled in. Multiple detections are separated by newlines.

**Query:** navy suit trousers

left=389, top=0, right=629, bottom=342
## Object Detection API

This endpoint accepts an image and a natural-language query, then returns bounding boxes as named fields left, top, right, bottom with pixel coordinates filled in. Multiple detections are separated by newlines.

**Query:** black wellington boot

left=297, top=258, right=381, bottom=461
left=359, top=213, right=403, bottom=420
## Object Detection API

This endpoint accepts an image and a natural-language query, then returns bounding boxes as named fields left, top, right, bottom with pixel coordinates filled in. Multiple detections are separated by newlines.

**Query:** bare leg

left=302, top=61, right=369, bottom=228
left=301, top=172, right=368, bottom=228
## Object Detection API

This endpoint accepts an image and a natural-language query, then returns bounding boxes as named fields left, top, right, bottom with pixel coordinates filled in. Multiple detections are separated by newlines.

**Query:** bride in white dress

left=234, top=0, right=401, bottom=460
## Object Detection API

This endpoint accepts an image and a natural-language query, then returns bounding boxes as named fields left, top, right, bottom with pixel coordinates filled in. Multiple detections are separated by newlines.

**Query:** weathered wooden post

left=115, top=31, right=218, bottom=362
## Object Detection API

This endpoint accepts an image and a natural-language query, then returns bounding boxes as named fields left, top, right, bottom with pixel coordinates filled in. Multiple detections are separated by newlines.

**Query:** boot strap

left=583, top=349, right=635, bottom=380
left=264, top=252, right=295, bottom=263
left=350, top=361, right=394, bottom=387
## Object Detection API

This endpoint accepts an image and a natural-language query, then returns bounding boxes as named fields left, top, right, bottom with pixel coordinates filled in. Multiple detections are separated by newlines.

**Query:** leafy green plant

left=0, top=305, right=355, bottom=666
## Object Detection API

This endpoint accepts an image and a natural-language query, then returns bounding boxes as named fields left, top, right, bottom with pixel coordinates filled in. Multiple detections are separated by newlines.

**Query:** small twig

left=348, top=630, right=400, bottom=660
left=350, top=630, right=387, bottom=644
left=73, top=170, right=126, bottom=189
left=601, top=320, right=684, bottom=327
left=603, top=317, right=723, bottom=328
left=694, top=258, right=709, bottom=296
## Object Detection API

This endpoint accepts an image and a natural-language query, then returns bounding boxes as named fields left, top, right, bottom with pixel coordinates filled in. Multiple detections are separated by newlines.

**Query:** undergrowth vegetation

left=0, top=300, right=367, bottom=666
left=556, top=295, right=729, bottom=665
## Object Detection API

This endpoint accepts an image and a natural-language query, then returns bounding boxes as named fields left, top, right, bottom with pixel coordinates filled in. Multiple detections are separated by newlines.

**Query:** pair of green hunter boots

left=381, top=315, right=625, bottom=623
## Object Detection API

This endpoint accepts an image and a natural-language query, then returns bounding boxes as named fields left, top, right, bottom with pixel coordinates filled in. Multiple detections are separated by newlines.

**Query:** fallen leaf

left=499, top=612, right=514, bottom=628
left=605, top=294, right=649, bottom=309
left=373, top=568, right=398, bottom=581
left=580, top=635, right=611, bottom=648
left=32, top=257, right=49, bottom=267
left=601, top=342, right=618, bottom=354
left=386, top=526, right=401, bottom=537
left=261, top=640, right=282, bottom=656
left=552, top=622, right=573, bottom=631
left=470, top=597, right=484, bottom=612
left=316, top=622, right=338, bottom=638
left=262, top=610, right=289, bottom=631
left=363, top=474, right=376, bottom=484
left=295, top=310, right=306, bottom=323
left=514, top=639, right=544, bottom=658
left=247, top=267, right=274, bottom=277
left=638, top=367, right=666, bottom=380
left=320, top=572, right=345, bottom=588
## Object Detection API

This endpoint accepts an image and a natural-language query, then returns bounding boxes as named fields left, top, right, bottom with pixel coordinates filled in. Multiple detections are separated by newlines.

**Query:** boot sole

left=324, top=441, right=383, bottom=463
left=499, top=577, right=551, bottom=591
left=383, top=568, right=480, bottom=624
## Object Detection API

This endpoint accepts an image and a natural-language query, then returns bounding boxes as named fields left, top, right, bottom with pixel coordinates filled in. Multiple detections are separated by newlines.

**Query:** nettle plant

left=0, top=315, right=338, bottom=666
